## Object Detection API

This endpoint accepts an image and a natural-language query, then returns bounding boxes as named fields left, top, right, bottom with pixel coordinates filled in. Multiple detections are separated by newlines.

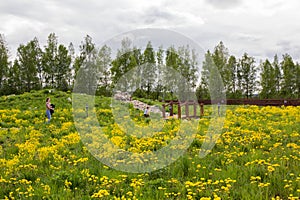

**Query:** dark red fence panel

left=163, top=99, right=300, bottom=106
left=225, top=99, right=300, bottom=106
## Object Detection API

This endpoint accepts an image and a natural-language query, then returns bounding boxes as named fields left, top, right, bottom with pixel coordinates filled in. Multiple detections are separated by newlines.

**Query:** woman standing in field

left=46, top=97, right=54, bottom=123
left=144, top=106, right=150, bottom=117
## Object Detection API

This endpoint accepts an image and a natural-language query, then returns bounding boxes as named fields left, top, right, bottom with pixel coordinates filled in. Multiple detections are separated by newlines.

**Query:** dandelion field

left=0, top=90, right=299, bottom=199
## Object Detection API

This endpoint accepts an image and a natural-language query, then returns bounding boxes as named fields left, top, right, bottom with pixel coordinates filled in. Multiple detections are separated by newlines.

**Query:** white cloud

left=205, top=0, right=244, bottom=10
left=0, top=0, right=300, bottom=61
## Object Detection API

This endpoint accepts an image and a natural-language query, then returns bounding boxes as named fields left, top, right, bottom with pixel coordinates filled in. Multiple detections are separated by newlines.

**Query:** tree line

left=198, top=42, right=300, bottom=99
left=0, top=33, right=299, bottom=99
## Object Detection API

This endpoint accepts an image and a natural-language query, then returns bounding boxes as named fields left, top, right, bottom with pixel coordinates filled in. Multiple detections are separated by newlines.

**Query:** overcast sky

left=1, top=0, right=300, bottom=62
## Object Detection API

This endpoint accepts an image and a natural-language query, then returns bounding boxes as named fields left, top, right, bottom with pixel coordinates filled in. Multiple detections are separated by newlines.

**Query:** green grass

left=0, top=90, right=299, bottom=199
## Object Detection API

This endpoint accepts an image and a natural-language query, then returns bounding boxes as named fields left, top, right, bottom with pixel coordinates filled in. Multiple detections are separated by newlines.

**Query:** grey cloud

left=142, top=7, right=174, bottom=24
left=235, top=33, right=261, bottom=42
left=205, top=0, right=244, bottom=9
left=276, top=40, right=292, bottom=52
left=1, top=0, right=300, bottom=63
left=139, top=6, right=204, bottom=29
left=264, top=50, right=279, bottom=60
left=261, top=1, right=286, bottom=10
left=275, top=41, right=300, bottom=60
left=0, top=1, right=60, bottom=22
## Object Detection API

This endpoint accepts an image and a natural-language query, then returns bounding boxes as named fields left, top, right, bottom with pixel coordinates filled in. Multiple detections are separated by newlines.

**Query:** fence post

left=178, top=103, right=181, bottom=119
left=185, top=103, right=189, bottom=118
left=200, top=103, right=204, bottom=116
left=162, top=104, right=166, bottom=118
left=170, top=101, right=173, bottom=116
left=86, top=104, right=89, bottom=117
left=194, top=101, right=197, bottom=118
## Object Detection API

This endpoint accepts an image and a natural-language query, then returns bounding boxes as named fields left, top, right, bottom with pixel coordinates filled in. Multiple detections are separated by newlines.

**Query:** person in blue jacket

left=45, top=97, right=54, bottom=123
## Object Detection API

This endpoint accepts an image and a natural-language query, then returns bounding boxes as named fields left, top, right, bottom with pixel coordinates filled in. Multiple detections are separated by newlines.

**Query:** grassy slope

left=0, top=90, right=299, bottom=199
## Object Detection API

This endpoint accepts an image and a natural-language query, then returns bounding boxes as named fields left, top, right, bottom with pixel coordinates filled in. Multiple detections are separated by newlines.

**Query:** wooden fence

left=162, top=101, right=204, bottom=119
left=198, top=99, right=300, bottom=106
left=161, top=99, right=300, bottom=119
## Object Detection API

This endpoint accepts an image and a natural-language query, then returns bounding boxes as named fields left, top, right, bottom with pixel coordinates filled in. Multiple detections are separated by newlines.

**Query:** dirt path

left=114, top=92, right=163, bottom=115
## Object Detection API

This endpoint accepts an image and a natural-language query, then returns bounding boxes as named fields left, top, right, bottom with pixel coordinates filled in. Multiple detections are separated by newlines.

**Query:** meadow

left=0, top=90, right=299, bottom=199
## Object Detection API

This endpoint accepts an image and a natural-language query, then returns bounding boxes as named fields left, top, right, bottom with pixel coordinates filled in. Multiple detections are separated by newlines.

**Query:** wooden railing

left=162, top=101, right=204, bottom=119
left=161, top=99, right=299, bottom=119
left=162, top=99, right=300, bottom=106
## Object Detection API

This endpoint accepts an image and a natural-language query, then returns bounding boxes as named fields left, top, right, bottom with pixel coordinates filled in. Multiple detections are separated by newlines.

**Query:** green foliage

left=226, top=55, right=238, bottom=98
left=212, top=41, right=229, bottom=85
left=272, top=54, right=281, bottom=97
left=238, top=53, right=257, bottom=98
left=111, top=38, right=136, bottom=89
left=97, top=45, right=112, bottom=95
left=141, top=41, right=156, bottom=95
left=1, top=33, right=300, bottom=100
left=56, top=44, right=72, bottom=91
left=0, top=34, right=9, bottom=95
left=42, top=33, right=58, bottom=88
left=296, top=63, right=300, bottom=98
left=260, top=59, right=276, bottom=99
left=73, top=35, right=97, bottom=95
left=281, top=54, right=297, bottom=98
left=197, top=50, right=212, bottom=100
left=16, top=37, right=42, bottom=93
